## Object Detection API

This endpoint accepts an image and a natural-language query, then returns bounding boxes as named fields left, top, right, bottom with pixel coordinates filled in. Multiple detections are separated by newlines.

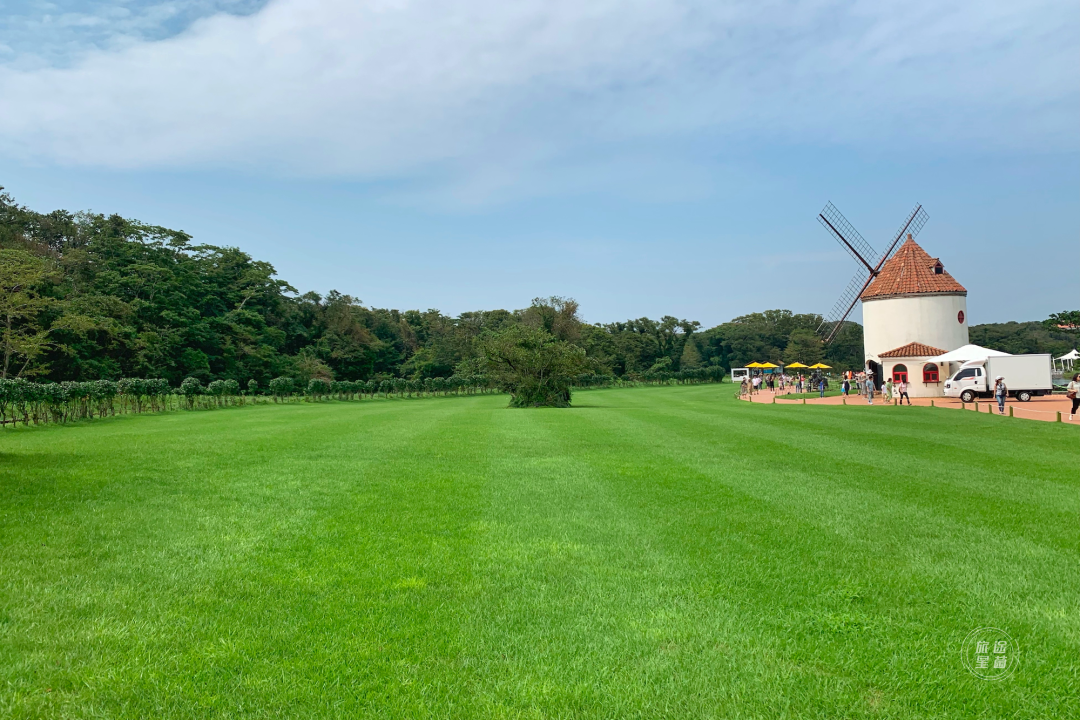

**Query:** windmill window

left=932, top=262, right=944, bottom=275
left=892, top=365, right=908, bottom=383
left=923, top=363, right=940, bottom=382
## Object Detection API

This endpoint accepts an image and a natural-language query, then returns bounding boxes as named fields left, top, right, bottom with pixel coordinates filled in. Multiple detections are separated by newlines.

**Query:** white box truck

left=943, top=354, right=1053, bottom=403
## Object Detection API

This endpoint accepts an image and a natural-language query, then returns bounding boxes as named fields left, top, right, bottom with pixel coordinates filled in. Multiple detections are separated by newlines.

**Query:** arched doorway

left=867, top=360, right=883, bottom=390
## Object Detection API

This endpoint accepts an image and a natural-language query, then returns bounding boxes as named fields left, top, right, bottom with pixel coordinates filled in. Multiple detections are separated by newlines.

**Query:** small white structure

left=862, top=235, right=969, bottom=396
left=876, top=342, right=949, bottom=398
left=1055, top=349, right=1079, bottom=375
left=927, top=344, right=1011, bottom=364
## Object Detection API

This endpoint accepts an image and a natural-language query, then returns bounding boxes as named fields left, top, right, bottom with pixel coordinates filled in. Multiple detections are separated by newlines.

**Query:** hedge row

left=0, top=367, right=724, bottom=428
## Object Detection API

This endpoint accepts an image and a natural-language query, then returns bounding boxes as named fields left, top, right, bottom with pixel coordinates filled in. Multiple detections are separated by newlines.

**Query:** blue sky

left=1, top=1, right=1077, bottom=327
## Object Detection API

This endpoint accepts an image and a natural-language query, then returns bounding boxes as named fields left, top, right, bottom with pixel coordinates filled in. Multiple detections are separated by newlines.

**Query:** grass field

left=772, top=389, right=844, bottom=400
left=2, top=385, right=1078, bottom=718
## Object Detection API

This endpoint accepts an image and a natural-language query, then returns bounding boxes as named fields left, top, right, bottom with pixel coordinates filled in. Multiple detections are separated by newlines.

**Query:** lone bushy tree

left=481, top=325, right=587, bottom=408
left=268, top=376, right=294, bottom=402
left=179, top=377, right=202, bottom=409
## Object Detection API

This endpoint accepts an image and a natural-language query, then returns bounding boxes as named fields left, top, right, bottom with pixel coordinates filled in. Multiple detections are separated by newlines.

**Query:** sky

left=1, top=0, right=1077, bottom=328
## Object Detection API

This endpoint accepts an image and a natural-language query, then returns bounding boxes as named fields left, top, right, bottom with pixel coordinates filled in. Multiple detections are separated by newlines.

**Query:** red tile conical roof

left=878, top=342, right=947, bottom=358
left=862, top=236, right=966, bottom=298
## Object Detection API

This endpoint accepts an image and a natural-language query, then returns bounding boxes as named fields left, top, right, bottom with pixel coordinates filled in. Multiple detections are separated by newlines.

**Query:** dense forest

left=0, top=188, right=1074, bottom=387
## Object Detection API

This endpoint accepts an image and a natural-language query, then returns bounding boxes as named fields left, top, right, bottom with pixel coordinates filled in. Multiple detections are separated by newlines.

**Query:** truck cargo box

left=985, top=355, right=1053, bottom=393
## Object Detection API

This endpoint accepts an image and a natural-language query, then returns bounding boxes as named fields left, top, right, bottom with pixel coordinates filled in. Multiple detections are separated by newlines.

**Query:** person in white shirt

left=1067, top=373, right=1080, bottom=420
left=897, top=378, right=910, bottom=405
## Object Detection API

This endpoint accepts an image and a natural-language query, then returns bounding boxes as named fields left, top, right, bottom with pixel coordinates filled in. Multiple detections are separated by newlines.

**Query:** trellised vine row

left=0, top=366, right=725, bottom=429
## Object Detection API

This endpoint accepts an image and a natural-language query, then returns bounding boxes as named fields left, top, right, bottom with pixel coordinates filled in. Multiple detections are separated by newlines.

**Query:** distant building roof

left=862, top=236, right=966, bottom=299
left=878, top=342, right=948, bottom=358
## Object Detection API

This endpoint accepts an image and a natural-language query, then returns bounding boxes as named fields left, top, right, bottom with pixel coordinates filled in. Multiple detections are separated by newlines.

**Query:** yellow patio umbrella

left=759, top=362, right=779, bottom=368
left=809, top=363, right=832, bottom=369
left=745, top=362, right=764, bottom=368
left=785, top=362, right=809, bottom=369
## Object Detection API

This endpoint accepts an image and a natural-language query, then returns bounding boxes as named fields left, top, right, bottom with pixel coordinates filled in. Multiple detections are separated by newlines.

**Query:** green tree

left=0, top=249, right=57, bottom=378
left=481, top=325, right=587, bottom=407
left=823, top=321, right=864, bottom=371
left=521, top=296, right=583, bottom=342
left=970, top=320, right=1075, bottom=356
left=783, top=329, right=824, bottom=365
left=679, top=338, right=704, bottom=369
left=179, top=377, right=203, bottom=409
left=292, top=348, right=335, bottom=384
left=1043, top=311, right=1079, bottom=333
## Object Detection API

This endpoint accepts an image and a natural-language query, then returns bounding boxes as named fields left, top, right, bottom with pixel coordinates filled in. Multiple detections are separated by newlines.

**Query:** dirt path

left=741, top=387, right=1079, bottom=425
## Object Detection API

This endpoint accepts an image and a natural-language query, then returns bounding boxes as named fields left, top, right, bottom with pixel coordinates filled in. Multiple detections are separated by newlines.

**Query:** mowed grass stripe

left=582, top=388, right=1076, bottom=618
left=2, top=398, right=491, bottom=717
left=463, top=408, right=770, bottom=718
left=547, top=386, right=1077, bottom=717
left=1, top=386, right=1077, bottom=718
left=633, top=386, right=1079, bottom=551
left=540, top=396, right=932, bottom=716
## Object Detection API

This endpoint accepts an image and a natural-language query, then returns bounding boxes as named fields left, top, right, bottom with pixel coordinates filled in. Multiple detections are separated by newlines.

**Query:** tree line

left=1, top=187, right=1072, bottom=402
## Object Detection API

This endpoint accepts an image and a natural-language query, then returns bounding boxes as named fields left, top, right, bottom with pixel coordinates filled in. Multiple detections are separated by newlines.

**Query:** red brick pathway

left=740, top=387, right=1079, bottom=425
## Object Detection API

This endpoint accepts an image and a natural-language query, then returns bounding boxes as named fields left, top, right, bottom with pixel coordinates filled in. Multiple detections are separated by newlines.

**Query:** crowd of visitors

left=739, top=372, right=803, bottom=397
left=738, top=367, right=1080, bottom=422
left=739, top=367, right=916, bottom=406
left=738, top=370, right=830, bottom=398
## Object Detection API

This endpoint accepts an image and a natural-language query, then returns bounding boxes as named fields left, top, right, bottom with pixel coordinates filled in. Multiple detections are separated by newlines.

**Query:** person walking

left=883, top=378, right=894, bottom=404
left=740, top=377, right=749, bottom=399
left=842, top=377, right=850, bottom=397
left=752, top=375, right=761, bottom=395
left=1067, top=373, right=1079, bottom=420
left=994, top=375, right=1008, bottom=415
left=897, top=377, right=910, bottom=405
left=866, top=376, right=875, bottom=405
left=818, top=377, right=826, bottom=398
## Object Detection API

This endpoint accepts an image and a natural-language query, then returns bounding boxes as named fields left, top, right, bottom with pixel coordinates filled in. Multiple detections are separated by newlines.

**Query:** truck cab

left=944, top=366, right=986, bottom=403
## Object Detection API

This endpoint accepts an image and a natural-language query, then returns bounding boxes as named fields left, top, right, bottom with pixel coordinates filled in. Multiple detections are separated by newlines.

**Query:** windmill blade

left=817, top=267, right=875, bottom=344
left=818, top=202, right=880, bottom=273
left=816, top=201, right=932, bottom=344
left=874, top=204, right=929, bottom=270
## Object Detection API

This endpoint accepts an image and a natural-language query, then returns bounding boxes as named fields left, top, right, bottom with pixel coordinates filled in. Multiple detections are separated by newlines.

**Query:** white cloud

left=0, top=2, right=267, bottom=68
left=0, top=0, right=1076, bottom=197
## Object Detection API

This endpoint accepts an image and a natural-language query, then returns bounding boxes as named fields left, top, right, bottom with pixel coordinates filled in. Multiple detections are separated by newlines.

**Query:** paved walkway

left=741, top=388, right=1080, bottom=425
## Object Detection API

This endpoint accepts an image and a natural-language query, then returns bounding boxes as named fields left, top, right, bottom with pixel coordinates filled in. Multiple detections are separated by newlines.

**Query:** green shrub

left=481, top=325, right=587, bottom=408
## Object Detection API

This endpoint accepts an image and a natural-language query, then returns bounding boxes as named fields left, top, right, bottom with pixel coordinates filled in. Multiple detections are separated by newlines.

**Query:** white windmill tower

left=816, top=203, right=969, bottom=395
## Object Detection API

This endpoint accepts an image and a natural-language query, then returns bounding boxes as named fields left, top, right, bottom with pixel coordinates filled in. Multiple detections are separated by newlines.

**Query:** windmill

left=816, top=202, right=929, bottom=344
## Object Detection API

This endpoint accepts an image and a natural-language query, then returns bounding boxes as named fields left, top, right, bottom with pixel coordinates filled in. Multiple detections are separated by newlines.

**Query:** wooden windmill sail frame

left=817, top=203, right=929, bottom=344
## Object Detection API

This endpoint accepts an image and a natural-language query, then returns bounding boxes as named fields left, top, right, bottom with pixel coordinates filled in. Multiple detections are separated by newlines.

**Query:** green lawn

left=772, top=389, right=844, bottom=399
left=2, top=386, right=1077, bottom=719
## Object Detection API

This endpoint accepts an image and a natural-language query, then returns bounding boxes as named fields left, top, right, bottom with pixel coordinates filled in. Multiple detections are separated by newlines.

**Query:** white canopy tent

left=927, top=344, right=1011, bottom=365
left=1054, top=349, right=1079, bottom=373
